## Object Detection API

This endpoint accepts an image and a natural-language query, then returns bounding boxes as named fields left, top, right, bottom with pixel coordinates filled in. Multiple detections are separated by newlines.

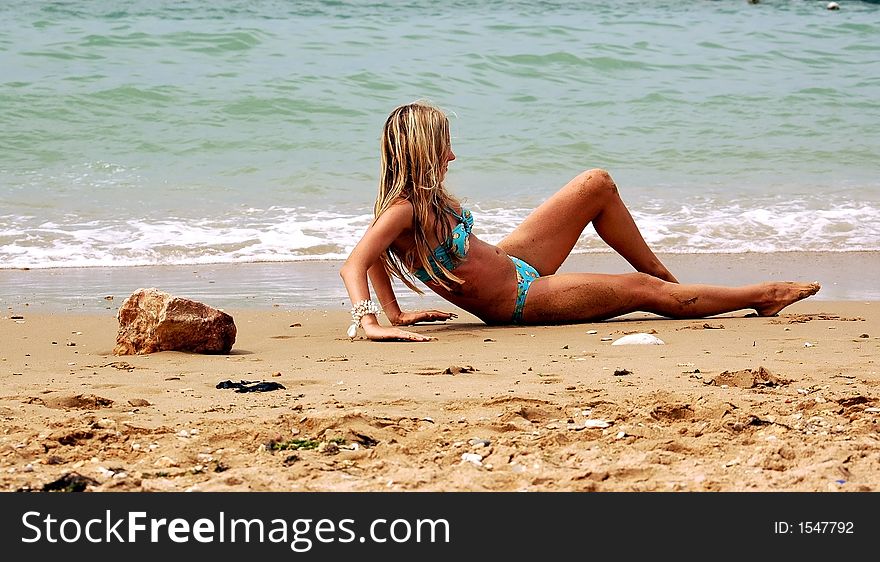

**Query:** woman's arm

left=369, top=262, right=457, bottom=326
left=339, top=201, right=434, bottom=341
left=368, top=262, right=404, bottom=324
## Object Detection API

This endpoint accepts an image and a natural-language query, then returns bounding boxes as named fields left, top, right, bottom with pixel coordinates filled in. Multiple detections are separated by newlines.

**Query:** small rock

left=153, top=456, right=178, bottom=468
left=443, top=365, right=476, bottom=375
left=583, top=419, right=612, bottom=429
left=94, top=418, right=116, bottom=429
left=460, top=453, right=483, bottom=466
left=827, top=2, right=840, bottom=10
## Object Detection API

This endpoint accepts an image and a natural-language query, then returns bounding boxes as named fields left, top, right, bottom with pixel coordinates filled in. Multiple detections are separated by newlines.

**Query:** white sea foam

left=0, top=209, right=373, bottom=268
left=3, top=197, right=879, bottom=269
left=471, top=198, right=880, bottom=254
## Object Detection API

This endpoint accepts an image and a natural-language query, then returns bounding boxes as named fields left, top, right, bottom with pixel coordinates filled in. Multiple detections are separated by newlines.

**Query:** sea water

left=2, top=0, right=879, bottom=271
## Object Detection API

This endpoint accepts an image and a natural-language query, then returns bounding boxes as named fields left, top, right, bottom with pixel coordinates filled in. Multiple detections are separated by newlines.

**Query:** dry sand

left=1, top=299, right=878, bottom=492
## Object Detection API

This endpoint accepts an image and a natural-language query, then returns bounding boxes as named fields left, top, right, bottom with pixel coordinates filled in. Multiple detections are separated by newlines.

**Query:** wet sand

left=2, top=251, right=878, bottom=313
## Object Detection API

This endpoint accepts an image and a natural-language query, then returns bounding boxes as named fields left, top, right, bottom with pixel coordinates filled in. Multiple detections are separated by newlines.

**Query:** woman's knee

left=628, top=272, right=661, bottom=288
left=575, top=168, right=618, bottom=199
left=625, top=272, right=666, bottom=304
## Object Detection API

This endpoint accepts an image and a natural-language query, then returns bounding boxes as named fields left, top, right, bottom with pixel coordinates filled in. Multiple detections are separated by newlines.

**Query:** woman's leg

left=519, top=272, right=820, bottom=324
left=497, top=168, right=678, bottom=282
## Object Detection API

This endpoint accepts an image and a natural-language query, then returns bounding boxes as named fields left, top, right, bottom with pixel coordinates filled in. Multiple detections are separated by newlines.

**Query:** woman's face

left=441, top=145, right=456, bottom=179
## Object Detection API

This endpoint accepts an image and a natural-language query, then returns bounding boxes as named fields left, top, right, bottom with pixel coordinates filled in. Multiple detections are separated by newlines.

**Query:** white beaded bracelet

left=347, top=299, right=381, bottom=339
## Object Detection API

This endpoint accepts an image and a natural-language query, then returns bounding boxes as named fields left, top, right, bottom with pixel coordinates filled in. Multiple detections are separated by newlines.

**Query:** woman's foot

left=755, top=282, right=821, bottom=317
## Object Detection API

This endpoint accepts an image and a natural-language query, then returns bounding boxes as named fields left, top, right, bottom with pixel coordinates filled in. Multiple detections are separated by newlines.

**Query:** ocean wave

left=3, top=199, right=879, bottom=269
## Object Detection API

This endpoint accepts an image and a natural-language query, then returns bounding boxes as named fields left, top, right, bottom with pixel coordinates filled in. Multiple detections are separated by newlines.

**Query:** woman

left=340, top=101, right=820, bottom=342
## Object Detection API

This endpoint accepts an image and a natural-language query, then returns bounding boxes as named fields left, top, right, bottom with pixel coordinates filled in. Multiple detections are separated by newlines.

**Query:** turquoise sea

left=2, top=0, right=879, bottom=271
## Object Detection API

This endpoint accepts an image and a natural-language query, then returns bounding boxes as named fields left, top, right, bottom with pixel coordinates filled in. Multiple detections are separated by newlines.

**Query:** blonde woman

left=340, top=101, right=820, bottom=342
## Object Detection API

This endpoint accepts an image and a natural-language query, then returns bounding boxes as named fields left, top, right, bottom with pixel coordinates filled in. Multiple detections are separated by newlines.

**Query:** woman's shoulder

left=388, top=198, right=414, bottom=211
left=385, top=198, right=415, bottom=216
left=376, top=198, right=415, bottom=228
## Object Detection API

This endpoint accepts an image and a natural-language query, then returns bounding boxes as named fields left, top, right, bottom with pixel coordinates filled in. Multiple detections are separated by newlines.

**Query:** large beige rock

left=113, top=288, right=236, bottom=355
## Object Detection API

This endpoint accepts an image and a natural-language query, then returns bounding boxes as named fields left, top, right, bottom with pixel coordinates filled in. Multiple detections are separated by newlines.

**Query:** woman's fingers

left=422, top=310, right=457, bottom=321
left=394, top=310, right=457, bottom=325
left=363, top=324, right=435, bottom=341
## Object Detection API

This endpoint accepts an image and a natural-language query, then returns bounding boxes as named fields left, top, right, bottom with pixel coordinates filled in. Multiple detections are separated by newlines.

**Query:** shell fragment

left=611, top=333, right=665, bottom=346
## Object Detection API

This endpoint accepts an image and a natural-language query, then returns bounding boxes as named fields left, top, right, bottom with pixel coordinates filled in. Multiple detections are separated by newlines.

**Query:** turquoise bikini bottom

left=510, top=255, right=540, bottom=323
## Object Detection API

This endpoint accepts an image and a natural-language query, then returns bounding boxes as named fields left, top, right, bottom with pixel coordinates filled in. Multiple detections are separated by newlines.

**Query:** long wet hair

left=374, top=101, right=463, bottom=293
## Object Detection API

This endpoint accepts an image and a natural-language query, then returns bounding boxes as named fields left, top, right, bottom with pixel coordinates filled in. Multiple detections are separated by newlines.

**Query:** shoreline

left=0, top=299, right=877, bottom=491
left=2, top=250, right=878, bottom=314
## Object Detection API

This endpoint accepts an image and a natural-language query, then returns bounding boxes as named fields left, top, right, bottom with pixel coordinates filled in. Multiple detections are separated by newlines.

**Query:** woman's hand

left=391, top=310, right=458, bottom=326
left=362, top=324, right=435, bottom=342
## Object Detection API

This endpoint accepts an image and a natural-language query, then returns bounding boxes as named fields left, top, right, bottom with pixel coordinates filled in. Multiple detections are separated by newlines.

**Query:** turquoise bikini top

left=413, top=207, right=473, bottom=283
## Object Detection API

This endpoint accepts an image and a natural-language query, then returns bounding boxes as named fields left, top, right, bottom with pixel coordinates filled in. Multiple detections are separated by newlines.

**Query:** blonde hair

left=375, top=101, right=462, bottom=293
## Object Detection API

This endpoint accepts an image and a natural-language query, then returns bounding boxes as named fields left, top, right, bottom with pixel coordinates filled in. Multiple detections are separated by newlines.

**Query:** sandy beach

left=1, top=291, right=877, bottom=492
left=3, top=0, right=879, bottom=504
